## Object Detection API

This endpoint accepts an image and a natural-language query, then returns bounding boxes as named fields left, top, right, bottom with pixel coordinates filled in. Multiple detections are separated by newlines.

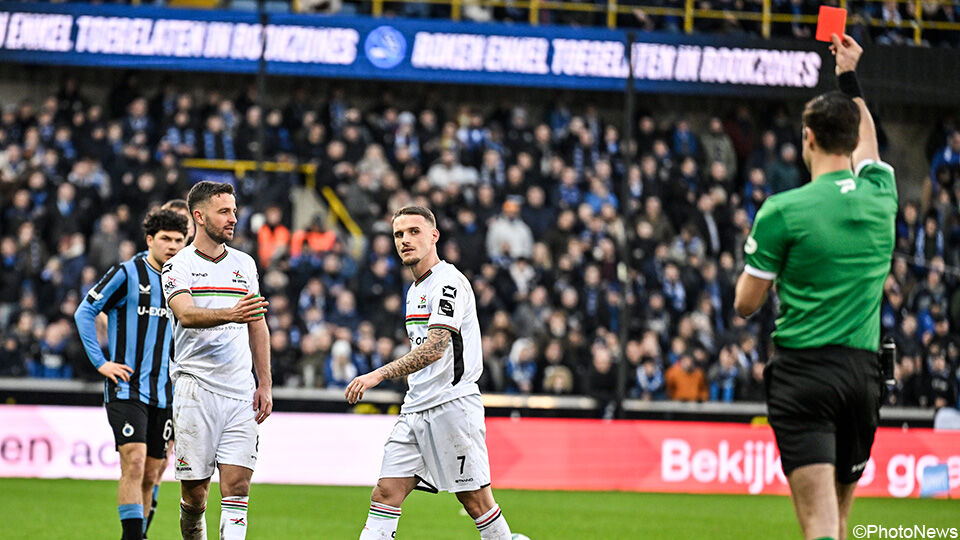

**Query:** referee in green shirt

left=734, top=35, right=897, bottom=540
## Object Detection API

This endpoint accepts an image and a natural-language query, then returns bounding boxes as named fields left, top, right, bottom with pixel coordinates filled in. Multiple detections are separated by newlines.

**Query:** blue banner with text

left=0, top=2, right=828, bottom=96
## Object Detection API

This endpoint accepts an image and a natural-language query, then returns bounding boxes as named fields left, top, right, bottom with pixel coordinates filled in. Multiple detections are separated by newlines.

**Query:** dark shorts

left=106, top=400, right=174, bottom=459
left=765, top=345, right=882, bottom=484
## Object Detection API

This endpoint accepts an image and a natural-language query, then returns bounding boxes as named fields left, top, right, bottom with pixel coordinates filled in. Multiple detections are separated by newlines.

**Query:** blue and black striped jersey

left=75, top=256, right=174, bottom=408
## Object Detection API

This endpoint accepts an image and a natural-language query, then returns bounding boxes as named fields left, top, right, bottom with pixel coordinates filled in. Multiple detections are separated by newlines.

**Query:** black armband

left=837, top=71, right=863, bottom=99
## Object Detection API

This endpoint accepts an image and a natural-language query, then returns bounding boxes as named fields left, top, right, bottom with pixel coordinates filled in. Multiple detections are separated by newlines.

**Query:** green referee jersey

left=744, top=159, right=898, bottom=352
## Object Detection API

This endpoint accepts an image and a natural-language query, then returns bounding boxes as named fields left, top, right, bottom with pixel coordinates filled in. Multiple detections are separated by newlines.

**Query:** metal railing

left=179, top=158, right=365, bottom=242
left=138, top=0, right=960, bottom=44
left=359, top=0, right=960, bottom=43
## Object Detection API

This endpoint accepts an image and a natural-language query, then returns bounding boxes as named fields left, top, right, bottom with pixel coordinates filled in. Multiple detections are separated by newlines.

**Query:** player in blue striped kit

left=75, top=208, right=189, bottom=540
left=133, top=199, right=193, bottom=539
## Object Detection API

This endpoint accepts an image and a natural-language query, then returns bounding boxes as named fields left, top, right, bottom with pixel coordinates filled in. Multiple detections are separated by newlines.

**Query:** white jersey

left=402, top=260, right=482, bottom=413
left=161, top=245, right=260, bottom=401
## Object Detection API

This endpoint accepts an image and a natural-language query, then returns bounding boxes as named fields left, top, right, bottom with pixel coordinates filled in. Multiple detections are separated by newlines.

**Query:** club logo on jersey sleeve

left=164, top=276, right=177, bottom=292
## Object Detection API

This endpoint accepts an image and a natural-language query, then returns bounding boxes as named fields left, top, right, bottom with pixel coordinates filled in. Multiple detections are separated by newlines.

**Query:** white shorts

left=172, top=375, right=259, bottom=480
left=379, top=394, right=491, bottom=493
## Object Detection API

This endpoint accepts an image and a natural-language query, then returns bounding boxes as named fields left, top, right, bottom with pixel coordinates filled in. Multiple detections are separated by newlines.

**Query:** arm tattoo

left=377, top=328, right=452, bottom=380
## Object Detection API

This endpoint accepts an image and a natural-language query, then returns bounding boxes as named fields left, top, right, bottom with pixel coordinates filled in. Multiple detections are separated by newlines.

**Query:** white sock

left=359, top=502, right=401, bottom=539
left=474, top=504, right=512, bottom=540
left=219, top=496, right=249, bottom=540
left=180, top=500, right=207, bottom=540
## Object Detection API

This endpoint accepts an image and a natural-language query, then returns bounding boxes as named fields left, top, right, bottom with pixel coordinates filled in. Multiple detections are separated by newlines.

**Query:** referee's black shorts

left=764, top=345, right=882, bottom=484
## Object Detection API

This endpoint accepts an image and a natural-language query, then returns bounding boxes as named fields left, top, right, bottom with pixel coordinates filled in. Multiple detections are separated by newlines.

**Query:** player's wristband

left=837, top=71, right=863, bottom=99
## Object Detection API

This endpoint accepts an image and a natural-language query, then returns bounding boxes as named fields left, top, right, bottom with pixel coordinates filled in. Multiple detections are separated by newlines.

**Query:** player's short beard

left=203, top=222, right=231, bottom=245
left=402, top=255, right=421, bottom=267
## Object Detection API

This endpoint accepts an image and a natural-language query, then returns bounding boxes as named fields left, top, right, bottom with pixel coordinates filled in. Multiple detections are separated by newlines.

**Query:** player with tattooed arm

left=345, top=206, right=513, bottom=540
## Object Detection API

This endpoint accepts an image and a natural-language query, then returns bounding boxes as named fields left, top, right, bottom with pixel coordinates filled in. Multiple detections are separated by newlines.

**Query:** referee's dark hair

left=802, top=91, right=861, bottom=156
left=392, top=205, right=436, bottom=228
left=187, top=181, right=235, bottom=213
left=143, top=208, right=188, bottom=239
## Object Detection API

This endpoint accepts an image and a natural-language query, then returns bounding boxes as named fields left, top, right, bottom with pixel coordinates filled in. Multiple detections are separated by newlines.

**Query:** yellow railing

left=361, top=0, right=960, bottom=42
left=179, top=158, right=365, bottom=242
left=319, top=186, right=365, bottom=240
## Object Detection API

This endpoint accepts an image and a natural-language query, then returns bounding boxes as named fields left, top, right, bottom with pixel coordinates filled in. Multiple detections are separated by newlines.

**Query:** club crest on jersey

left=139, top=284, right=151, bottom=295
left=232, top=269, right=248, bottom=286
left=418, top=295, right=427, bottom=308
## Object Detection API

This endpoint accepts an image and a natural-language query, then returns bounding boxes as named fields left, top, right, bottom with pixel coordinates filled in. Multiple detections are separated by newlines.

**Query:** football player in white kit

left=345, top=206, right=513, bottom=540
left=162, top=181, right=272, bottom=540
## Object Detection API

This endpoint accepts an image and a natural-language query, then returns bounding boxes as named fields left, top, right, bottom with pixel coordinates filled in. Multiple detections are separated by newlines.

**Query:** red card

left=815, top=6, right=847, bottom=42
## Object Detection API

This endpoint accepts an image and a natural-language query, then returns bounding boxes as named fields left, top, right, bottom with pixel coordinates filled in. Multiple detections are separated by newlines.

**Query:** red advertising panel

left=1, top=406, right=957, bottom=498
left=486, top=418, right=960, bottom=498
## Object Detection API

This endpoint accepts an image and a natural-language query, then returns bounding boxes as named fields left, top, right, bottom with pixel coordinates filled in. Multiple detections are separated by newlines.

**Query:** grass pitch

left=1, top=478, right=956, bottom=539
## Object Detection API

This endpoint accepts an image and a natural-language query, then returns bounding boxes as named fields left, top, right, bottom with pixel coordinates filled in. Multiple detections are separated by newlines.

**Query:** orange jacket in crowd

left=665, top=362, right=708, bottom=402
left=258, top=224, right=291, bottom=267
left=290, top=228, right=337, bottom=258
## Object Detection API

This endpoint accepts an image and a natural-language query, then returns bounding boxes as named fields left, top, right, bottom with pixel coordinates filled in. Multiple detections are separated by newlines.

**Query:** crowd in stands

left=328, top=0, right=960, bottom=48
left=0, top=75, right=958, bottom=414
left=90, top=0, right=960, bottom=48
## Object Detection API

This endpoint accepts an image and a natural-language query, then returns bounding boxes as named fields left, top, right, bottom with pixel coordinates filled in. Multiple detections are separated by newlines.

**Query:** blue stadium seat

left=265, top=1, right=291, bottom=13
left=230, top=0, right=259, bottom=11
left=229, top=0, right=290, bottom=11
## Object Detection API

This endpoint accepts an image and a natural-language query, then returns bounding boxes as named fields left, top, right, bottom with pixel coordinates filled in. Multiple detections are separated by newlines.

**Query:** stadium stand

left=271, top=0, right=960, bottom=48
left=76, top=0, right=960, bottom=47
left=0, top=72, right=957, bottom=410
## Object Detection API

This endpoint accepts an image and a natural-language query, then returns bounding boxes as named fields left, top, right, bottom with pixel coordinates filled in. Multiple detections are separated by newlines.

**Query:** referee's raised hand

left=830, top=33, right=863, bottom=75
left=227, top=292, right=269, bottom=323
